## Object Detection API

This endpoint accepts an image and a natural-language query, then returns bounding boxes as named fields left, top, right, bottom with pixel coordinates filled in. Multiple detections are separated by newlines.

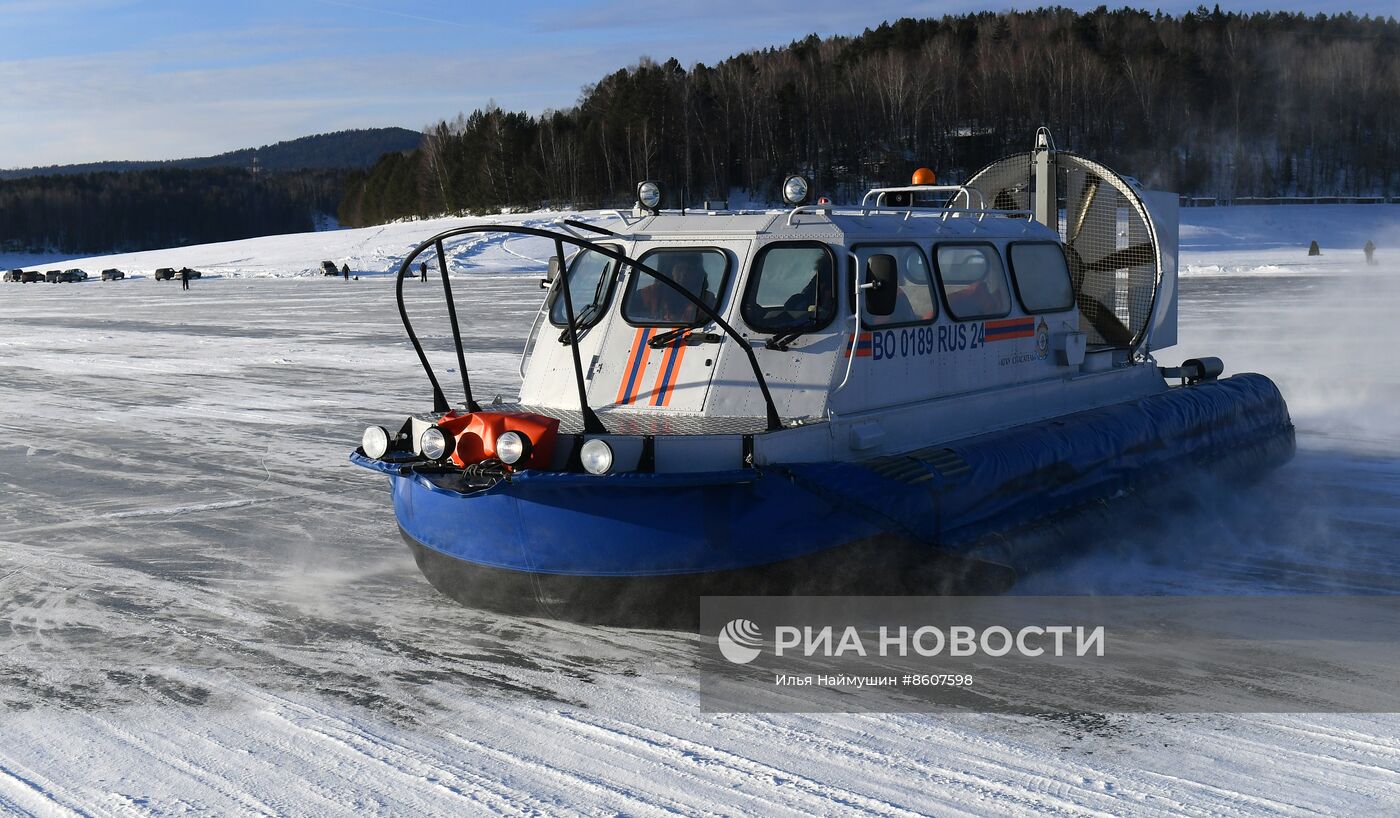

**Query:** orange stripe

left=651, top=330, right=690, bottom=407
left=615, top=327, right=647, bottom=405
left=625, top=332, right=654, bottom=405
left=661, top=341, right=688, bottom=407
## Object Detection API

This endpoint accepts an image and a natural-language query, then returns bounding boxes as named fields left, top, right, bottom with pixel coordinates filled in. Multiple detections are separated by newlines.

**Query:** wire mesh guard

left=966, top=152, right=1161, bottom=351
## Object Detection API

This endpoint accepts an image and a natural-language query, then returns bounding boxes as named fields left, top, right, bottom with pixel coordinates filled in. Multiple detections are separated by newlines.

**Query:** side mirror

left=864, top=254, right=898, bottom=316
left=546, top=256, right=562, bottom=283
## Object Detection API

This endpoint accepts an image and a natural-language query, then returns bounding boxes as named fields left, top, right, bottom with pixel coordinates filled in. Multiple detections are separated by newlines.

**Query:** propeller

left=1063, top=244, right=1135, bottom=347
left=965, top=148, right=1161, bottom=351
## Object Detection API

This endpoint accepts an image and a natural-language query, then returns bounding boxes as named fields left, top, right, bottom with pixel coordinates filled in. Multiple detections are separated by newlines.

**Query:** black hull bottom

left=404, top=530, right=1015, bottom=629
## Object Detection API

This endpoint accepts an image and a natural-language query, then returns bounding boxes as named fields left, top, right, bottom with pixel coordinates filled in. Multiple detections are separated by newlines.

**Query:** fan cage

left=965, top=151, right=1162, bottom=353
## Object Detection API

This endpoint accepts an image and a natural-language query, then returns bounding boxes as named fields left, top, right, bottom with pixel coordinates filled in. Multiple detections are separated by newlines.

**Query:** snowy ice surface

left=1, top=206, right=1400, bottom=815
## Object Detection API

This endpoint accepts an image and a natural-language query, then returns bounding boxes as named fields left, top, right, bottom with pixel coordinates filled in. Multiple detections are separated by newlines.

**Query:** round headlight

left=782, top=175, right=810, bottom=206
left=362, top=425, right=391, bottom=459
left=496, top=430, right=532, bottom=466
left=637, top=180, right=662, bottom=210
left=420, top=426, right=455, bottom=461
left=580, top=439, right=613, bottom=475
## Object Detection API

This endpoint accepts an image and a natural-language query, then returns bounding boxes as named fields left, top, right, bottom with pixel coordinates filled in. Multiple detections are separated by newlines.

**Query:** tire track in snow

left=436, top=716, right=711, bottom=817
left=82, top=713, right=286, bottom=817
left=549, top=710, right=934, bottom=818
left=708, top=712, right=1133, bottom=818
left=0, top=752, right=94, bottom=818
left=244, top=689, right=554, bottom=817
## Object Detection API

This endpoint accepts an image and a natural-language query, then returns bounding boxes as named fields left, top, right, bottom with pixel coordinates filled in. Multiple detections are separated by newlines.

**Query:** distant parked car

left=154, top=267, right=177, bottom=281
left=3, top=269, right=23, bottom=283
left=58, top=269, right=87, bottom=282
left=20, top=270, right=43, bottom=283
left=180, top=267, right=202, bottom=280
left=321, top=260, right=339, bottom=276
left=44, top=270, right=62, bottom=283
left=101, top=268, right=125, bottom=281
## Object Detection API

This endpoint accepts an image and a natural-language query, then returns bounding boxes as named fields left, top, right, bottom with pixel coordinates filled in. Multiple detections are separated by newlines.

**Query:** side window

left=622, top=248, right=729, bottom=327
left=1008, top=242, right=1075, bottom=313
left=859, top=245, right=937, bottom=328
left=935, top=244, right=1012, bottom=320
left=741, top=243, right=836, bottom=334
left=548, top=248, right=617, bottom=328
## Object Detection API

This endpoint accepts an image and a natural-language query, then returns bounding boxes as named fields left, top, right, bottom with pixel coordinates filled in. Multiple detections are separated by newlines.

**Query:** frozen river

left=1, top=220, right=1399, bottom=815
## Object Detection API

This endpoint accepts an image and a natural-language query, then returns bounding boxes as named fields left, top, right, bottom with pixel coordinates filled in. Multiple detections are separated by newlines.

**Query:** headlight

left=420, top=426, right=455, bottom=461
left=637, top=180, right=662, bottom=211
left=496, top=430, right=532, bottom=466
left=782, top=175, right=810, bottom=206
left=361, top=425, right=391, bottom=459
left=580, top=439, right=613, bottom=475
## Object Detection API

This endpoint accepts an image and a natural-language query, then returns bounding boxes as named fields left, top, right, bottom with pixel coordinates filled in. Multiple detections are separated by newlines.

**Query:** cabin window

left=855, top=244, right=938, bottom=328
left=934, top=243, right=1012, bottom=320
left=548, top=247, right=618, bottom=329
left=1007, top=242, right=1075, bottom=314
left=622, top=248, right=729, bottom=327
left=741, top=242, right=837, bottom=334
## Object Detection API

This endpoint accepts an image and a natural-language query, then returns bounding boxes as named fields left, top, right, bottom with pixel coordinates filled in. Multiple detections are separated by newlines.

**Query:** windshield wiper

left=648, top=329, right=722, bottom=349
left=765, top=332, right=804, bottom=351
left=558, top=304, right=599, bottom=344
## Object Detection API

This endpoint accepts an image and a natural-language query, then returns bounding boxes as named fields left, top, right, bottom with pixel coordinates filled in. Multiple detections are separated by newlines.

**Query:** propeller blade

left=1076, top=294, right=1135, bottom=346
left=1066, top=177, right=1101, bottom=244
left=1063, top=244, right=1135, bottom=346
left=1082, top=243, right=1155, bottom=275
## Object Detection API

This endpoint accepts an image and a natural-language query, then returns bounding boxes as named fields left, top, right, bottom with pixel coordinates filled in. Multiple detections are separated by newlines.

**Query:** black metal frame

left=394, top=224, right=783, bottom=433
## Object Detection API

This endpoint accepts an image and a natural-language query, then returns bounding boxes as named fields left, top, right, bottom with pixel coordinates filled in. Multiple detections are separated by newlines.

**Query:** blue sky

left=1, top=0, right=1393, bottom=168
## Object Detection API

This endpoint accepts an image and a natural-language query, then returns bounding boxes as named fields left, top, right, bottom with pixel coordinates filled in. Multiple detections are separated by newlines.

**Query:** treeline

left=339, top=7, right=1400, bottom=226
left=0, top=168, right=341, bottom=254
left=0, top=128, right=423, bottom=180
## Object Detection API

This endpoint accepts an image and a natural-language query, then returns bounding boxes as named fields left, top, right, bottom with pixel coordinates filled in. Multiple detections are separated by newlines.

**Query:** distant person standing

left=342, top=263, right=350, bottom=281
left=420, top=261, right=429, bottom=282
left=1365, top=240, right=1377, bottom=266
left=180, top=267, right=190, bottom=291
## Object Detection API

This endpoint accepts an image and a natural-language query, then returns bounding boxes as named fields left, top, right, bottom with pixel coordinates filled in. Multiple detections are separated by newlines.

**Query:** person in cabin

left=637, top=258, right=711, bottom=324
left=1364, top=240, right=1377, bottom=266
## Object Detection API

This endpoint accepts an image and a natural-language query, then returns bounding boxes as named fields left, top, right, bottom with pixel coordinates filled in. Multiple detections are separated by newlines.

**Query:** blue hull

left=354, top=373, right=1294, bottom=616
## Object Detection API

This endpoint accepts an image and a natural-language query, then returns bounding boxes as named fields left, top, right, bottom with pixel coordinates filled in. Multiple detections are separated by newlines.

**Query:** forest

left=0, top=128, right=422, bottom=180
left=0, top=128, right=418, bottom=253
left=339, top=7, right=1400, bottom=226
left=0, top=169, right=341, bottom=254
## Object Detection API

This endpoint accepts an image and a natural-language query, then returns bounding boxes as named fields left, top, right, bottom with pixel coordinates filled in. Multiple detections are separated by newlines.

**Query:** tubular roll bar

left=860, top=185, right=986, bottom=209
left=393, top=224, right=784, bottom=433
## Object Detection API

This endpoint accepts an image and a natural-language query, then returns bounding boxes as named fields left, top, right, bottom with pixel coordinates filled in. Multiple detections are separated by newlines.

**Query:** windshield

left=741, top=243, right=836, bottom=334
left=548, top=247, right=619, bottom=328
left=622, top=248, right=729, bottom=327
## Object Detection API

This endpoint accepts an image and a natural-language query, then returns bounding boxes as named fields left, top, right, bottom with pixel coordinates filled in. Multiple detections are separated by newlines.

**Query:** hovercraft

left=352, top=132, right=1294, bottom=625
